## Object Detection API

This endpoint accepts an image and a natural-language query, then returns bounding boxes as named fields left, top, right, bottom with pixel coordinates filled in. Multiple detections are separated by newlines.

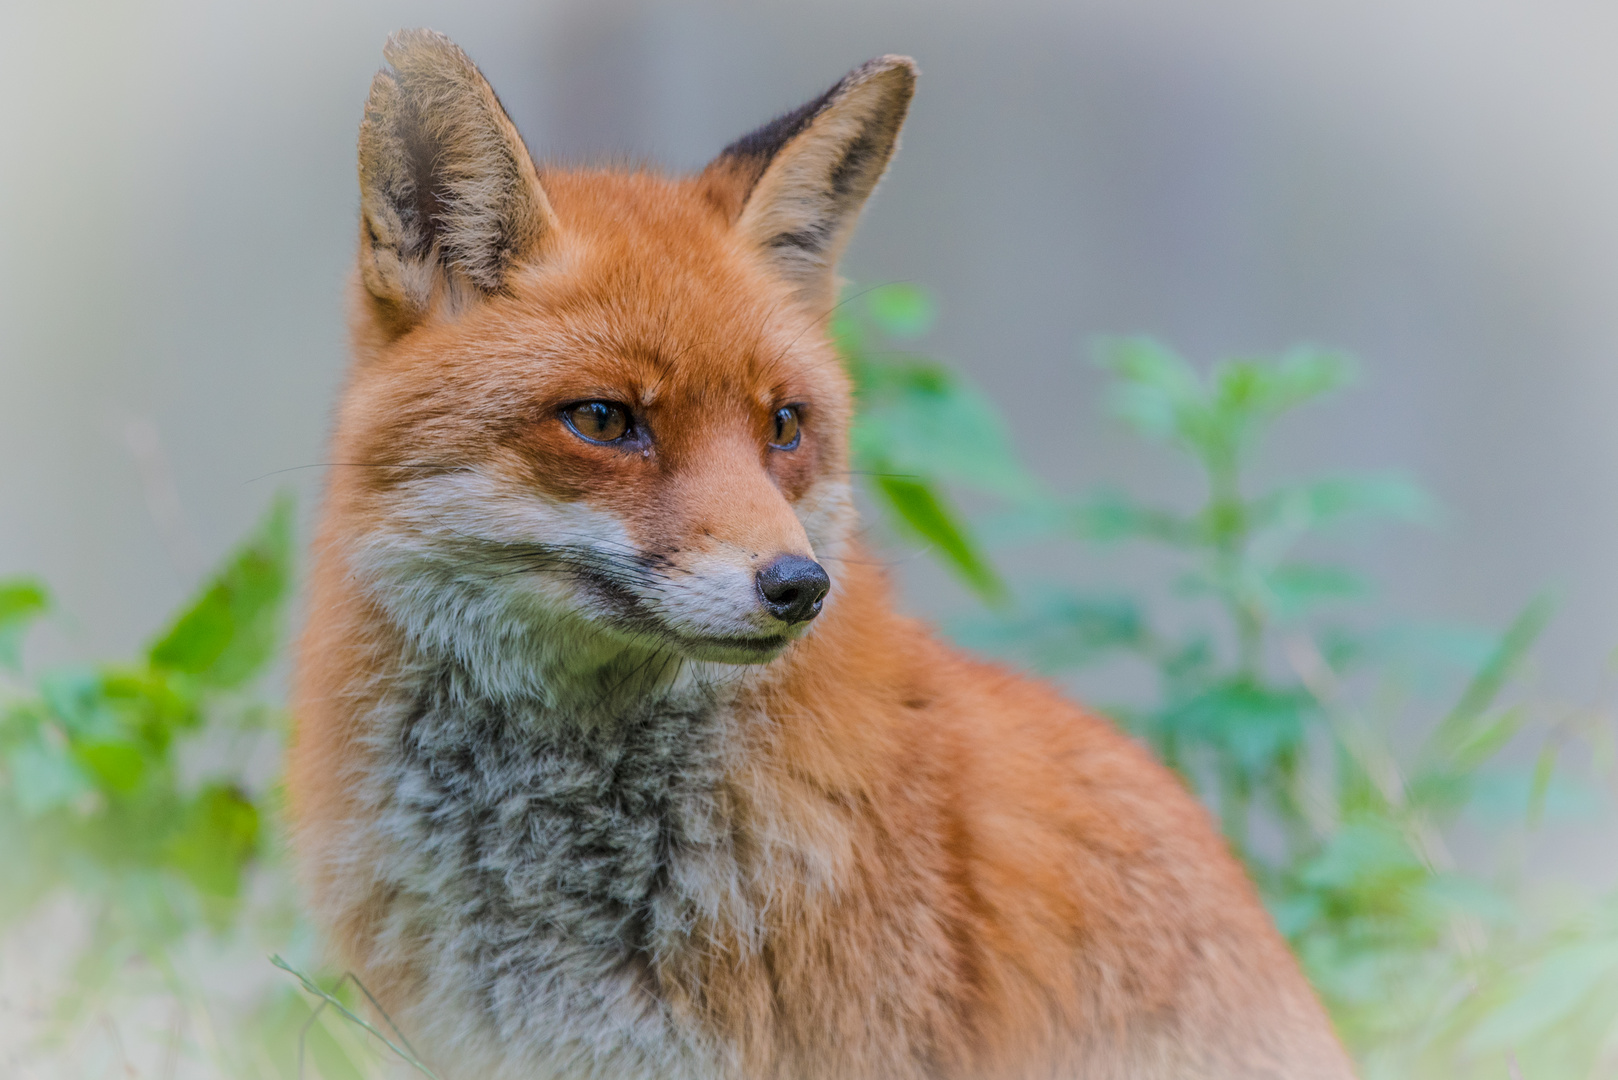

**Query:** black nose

left=756, top=555, right=831, bottom=625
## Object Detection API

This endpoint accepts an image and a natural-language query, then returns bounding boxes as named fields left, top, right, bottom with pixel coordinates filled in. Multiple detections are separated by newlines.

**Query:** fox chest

left=372, top=676, right=742, bottom=1077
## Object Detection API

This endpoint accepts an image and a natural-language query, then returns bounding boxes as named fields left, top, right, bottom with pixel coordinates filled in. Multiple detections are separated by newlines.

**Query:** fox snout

left=626, top=489, right=832, bottom=662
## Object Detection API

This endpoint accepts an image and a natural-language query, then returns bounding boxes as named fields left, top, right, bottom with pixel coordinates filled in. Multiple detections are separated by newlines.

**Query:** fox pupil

left=771, top=406, right=801, bottom=449
left=567, top=401, right=630, bottom=443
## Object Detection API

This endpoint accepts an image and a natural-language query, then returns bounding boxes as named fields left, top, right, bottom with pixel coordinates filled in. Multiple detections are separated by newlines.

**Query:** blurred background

left=4, top=0, right=1618, bottom=1076
left=9, top=0, right=1618, bottom=698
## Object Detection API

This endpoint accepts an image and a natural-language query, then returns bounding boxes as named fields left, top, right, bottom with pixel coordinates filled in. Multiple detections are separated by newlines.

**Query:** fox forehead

left=530, top=170, right=847, bottom=409
left=369, top=170, right=846, bottom=414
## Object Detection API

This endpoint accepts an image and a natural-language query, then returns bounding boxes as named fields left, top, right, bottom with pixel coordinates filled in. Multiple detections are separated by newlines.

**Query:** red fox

left=289, top=29, right=1357, bottom=1080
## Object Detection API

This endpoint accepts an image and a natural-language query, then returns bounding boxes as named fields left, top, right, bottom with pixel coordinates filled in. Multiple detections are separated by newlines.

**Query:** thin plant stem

left=270, top=955, right=441, bottom=1080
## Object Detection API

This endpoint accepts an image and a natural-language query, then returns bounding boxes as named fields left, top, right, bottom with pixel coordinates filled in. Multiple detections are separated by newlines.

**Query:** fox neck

left=354, top=576, right=772, bottom=1076
left=371, top=644, right=745, bottom=1077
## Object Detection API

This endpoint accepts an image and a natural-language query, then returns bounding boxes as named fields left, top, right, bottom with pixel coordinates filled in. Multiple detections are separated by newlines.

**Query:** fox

left=288, top=27, right=1358, bottom=1080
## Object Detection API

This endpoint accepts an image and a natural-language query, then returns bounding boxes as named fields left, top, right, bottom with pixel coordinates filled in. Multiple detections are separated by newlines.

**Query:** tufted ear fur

left=357, top=29, right=557, bottom=334
left=701, top=56, right=916, bottom=312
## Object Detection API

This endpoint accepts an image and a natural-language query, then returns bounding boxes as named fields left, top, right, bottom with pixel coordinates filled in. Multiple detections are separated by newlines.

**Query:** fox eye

left=769, top=406, right=802, bottom=450
left=563, top=401, right=632, bottom=444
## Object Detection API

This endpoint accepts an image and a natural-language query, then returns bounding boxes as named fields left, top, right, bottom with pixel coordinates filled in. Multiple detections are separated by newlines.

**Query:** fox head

left=327, top=30, right=915, bottom=695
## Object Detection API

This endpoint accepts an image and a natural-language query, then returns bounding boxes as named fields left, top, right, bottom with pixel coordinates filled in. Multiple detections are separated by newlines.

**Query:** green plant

left=834, top=282, right=1035, bottom=600
left=837, top=298, right=1618, bottom=1078
left=0, top=496, right=394, bottom=1079
left=1, top=497, right=290, bottom=958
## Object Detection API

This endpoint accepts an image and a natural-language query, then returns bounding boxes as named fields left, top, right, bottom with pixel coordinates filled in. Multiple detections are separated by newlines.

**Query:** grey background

left=4, top=0, right=1616, bottom=771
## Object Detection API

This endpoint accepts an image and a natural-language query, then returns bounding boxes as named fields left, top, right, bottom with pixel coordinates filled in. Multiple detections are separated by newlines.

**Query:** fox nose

left=756, top=555, right=831, bottom=625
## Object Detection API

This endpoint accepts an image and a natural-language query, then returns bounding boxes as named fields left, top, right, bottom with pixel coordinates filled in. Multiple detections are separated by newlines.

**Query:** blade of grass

left=270, top=954, right=440, bottom=1079
left=1426, top=594, right=1556, bottom=762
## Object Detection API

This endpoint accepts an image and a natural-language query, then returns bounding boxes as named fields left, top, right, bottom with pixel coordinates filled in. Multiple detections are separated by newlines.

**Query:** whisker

left=829, top=469, right=926, bottom=480
left=817, top=554, right=902, bottom=569
left=244, top=461, right=471, bottom=484
left=782, top=281, right=908, bottom=357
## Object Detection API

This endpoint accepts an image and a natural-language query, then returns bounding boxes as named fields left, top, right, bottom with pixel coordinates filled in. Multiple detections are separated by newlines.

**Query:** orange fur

left=289, top=30, right=1355, bottom=1079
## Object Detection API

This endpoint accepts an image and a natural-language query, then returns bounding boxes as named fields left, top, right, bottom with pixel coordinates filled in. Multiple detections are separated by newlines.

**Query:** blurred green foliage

left=0, top=496, right=290, bottom=940
left=3, top=286, right=1616, bottom=1077
left=834, top=283, right=1030, bottom=600
left=0, top=496, right=387, bottom=1078
left=846, top=289, right=1618, bottom=1078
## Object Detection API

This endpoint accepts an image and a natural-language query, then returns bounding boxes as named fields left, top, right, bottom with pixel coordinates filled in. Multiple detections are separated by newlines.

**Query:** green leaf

left=1094, top=337, right=1202, bottom=444
left=1157, top=680, right=1315, bottom=774
left=74, top=740, right=147, bottom=795
left=0, top=577, right=49, bottom=671
left=1446, top=705, right=1528, bottom=771
left=1326, top=621, right=1497, bottom=680
left=953, top=590, right=1146, bottom=671
left=872, top=475, right=1004, bottom=601
left=1070, top=489, right=1197, bottom=545
left=864, top=283, right=937, bottom=339
left=5, top=737, right=92, bottom=816
left=1211, top=348, right=1355, bottom=421
left=852, top=359, right=1039, bottom=498
left=165, top=783, right=260, bottom=900
left=1528, top=740, right=1557, bottom=828
left=148, top=494, right=294, bottom=689
left=1251, top=474, right=1435, bottom=535
left=976, top=492, right=1194, bottom=548
left=1297, top=819, right=1424, bottom=893
left=39, top=667, right=120, bottom=739
left=1263, top=563, right=1369, bottom=619
left=1270, top=891, right=1325, bottom=938
left=98, top=665, right=198, bottom=747
left=829, top=310, right=868, bottom=369
left=1095, top=339, right=1355, bottom=467
left=1425, top=594, right=1555, bottom=764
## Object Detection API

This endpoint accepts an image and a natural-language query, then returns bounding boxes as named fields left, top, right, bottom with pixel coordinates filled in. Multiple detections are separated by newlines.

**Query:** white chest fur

left=359, top=660, right=750, bottom=1080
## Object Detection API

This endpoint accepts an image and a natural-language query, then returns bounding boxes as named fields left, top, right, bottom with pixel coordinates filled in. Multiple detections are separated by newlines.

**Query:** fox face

left=331, top=32, right=914, bottom=690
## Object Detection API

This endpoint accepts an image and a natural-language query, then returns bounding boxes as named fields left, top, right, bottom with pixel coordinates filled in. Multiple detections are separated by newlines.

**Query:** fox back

left=289, top=29, right=1357, bottom=1080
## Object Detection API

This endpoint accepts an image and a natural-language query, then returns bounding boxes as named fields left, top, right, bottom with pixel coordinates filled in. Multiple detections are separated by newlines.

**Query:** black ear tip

left=874, top=54, right=919, bottom=75
left=850, top=54, right=919, bottom=87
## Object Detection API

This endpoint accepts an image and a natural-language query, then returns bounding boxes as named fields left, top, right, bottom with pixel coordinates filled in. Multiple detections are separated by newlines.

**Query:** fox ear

left=702, top=56, right=916, bottom=312
left=357, top=29, right=556, bottom=332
